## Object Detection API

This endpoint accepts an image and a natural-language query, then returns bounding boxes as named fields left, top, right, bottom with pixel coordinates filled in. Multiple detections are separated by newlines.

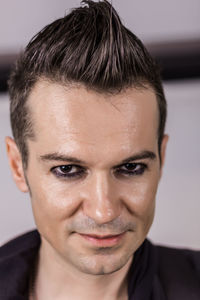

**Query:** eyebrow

left=39, top=153, right=83, bottom=164
left=120, top=151, right=156, bottom=164
left=39, top=150, right=157, bottom=165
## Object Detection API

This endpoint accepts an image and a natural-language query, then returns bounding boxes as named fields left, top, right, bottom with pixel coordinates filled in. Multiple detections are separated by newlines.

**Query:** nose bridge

left=83, top=171, right=120, bottom=224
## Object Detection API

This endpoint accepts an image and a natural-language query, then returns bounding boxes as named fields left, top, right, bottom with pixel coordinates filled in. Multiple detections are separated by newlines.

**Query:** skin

left=6, top=80, right=168, bottom=300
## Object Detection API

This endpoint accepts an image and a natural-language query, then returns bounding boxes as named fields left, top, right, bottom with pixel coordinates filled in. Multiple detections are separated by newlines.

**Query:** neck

left=33, top=239, right=133, bottom=300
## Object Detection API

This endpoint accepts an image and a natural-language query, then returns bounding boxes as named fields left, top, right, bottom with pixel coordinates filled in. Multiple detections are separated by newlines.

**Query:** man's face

left=15, top=80, right=166, bottom=275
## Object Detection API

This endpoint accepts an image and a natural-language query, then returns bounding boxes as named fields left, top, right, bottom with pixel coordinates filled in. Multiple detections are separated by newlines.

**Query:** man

left=0, top=0, right=199, bottom=299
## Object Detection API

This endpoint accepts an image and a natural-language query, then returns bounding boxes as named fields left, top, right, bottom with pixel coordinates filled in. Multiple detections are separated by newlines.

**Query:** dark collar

left=0, top=230, right=40, bottom=299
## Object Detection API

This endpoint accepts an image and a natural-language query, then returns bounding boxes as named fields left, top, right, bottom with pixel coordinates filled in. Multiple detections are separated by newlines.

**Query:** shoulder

left=0, top=229, right=40, bottom=272
left=151, top=241, right=200, bottom=299
left=0, top=230, right=40, bottom=260
left=155, top=243, right=200, bottom=274
left=0, top=230, right=40, bottom=298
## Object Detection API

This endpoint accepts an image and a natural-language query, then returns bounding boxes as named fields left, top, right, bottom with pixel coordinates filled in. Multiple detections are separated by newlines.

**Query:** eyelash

left=51, top=165, right=85, bottom=179
left=51, top=163, right=148, bottom=180
left=115, top=163, right=147, bottom=177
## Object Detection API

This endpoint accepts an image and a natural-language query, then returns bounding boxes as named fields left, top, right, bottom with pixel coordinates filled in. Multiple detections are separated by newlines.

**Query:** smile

left=78, top=232, right=126, bottom=247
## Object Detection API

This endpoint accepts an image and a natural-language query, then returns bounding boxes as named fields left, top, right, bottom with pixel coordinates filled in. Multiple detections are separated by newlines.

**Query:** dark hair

left=8, top=0, right=167, bottom=169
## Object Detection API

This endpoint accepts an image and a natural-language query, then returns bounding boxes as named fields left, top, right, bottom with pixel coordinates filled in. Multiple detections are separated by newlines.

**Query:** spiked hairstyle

left=8, top=0, right=167, bottom=168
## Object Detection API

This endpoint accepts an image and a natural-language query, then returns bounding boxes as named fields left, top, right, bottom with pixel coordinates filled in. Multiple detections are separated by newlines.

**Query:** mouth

left=78, top=232, right=126, bottom=247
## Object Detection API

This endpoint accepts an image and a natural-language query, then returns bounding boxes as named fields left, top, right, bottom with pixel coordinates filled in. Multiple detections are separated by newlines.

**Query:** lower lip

left=79, top=232, right=126, bottom=247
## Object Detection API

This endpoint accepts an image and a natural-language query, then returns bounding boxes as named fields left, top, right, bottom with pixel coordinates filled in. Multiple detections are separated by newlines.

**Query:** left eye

left=51, top=165, right=85, bottom=178
left=115, top=163, right=147, bottom=177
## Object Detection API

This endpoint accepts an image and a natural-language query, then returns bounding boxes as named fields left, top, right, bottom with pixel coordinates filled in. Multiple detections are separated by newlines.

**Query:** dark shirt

left=0, top=230, right=200, bottom=299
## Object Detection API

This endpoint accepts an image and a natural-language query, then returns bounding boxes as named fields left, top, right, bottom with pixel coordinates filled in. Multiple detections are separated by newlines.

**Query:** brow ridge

left=120, top=150, right=156, bottom=164
left=39, top=150, right=156, bottom=166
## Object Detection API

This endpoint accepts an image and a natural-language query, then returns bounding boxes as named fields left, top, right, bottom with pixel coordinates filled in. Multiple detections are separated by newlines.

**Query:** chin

left=76, top=250, right=133, bottom=275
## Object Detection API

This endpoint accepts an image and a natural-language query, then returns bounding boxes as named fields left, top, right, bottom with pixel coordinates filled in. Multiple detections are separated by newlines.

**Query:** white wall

left=148, top=80, right=200, bottom=249
left=0, top=80, right=200, bottom=248
left=0, top=0, right=200, bottom=54
left=0, top=96, right=34, bottom=244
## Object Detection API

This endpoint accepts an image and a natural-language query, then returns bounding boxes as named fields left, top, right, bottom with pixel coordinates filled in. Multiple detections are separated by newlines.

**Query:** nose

left=82, top=172, right=121, bottom=225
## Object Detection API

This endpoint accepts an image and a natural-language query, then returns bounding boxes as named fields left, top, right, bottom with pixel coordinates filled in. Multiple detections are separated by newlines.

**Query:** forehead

left=28, top=80, right=159, bottom=159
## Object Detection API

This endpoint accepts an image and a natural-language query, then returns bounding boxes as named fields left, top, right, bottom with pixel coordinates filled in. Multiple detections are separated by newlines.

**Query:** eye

left=51, top=164, right=86, bottom=179
left=114, top=162, right=147, bottom=177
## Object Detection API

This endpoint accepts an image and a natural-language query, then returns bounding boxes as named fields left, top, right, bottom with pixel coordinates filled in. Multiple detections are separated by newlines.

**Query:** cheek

left=121, top=177, right=158, bottom=239
left=29, top=176, right=82, bottom=229
left=123, top=175, right=159, bottom=220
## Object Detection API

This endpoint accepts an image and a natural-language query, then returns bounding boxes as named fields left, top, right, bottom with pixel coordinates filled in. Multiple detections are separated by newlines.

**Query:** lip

left=78, top=232, right=126, bottom=247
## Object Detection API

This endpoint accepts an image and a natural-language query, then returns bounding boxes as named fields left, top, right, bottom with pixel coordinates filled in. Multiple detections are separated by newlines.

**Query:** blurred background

left=0, top=0, right=199, bottom=248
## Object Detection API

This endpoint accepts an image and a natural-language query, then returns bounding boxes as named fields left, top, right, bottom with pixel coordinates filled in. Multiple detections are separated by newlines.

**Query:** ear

left=5, top=137, right=29, bottom=193
left=160, top=134, right=169, bottom=176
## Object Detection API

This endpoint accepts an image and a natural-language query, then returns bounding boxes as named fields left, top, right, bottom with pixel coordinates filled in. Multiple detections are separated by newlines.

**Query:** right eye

left=51, top=165, right=86, bottom=179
